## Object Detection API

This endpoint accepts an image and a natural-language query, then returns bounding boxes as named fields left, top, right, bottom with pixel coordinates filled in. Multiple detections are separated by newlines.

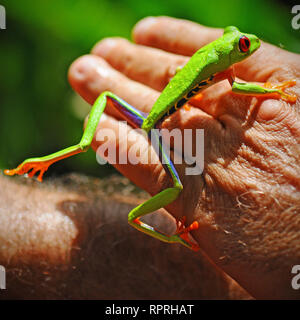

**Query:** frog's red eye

left=239, top=36, right=250, bottom=52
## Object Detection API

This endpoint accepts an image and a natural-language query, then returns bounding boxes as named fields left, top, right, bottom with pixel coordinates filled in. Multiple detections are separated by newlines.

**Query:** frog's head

left=223, top=26, right=260, bottom=64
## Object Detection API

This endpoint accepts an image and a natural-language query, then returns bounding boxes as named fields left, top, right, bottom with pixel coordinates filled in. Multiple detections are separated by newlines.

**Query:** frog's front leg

left=215, top=68, right=297, bottom=103
left=4, top=91, right=146, bottom=181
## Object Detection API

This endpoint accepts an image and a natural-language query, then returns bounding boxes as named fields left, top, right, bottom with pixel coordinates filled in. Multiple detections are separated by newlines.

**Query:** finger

left=133, top=16, right=222, bottom=56
left=92, top=37, right=188, bottom=91
left=133, top=16, right=297, bottom=82
left=68, top=54, right=159, bottom=116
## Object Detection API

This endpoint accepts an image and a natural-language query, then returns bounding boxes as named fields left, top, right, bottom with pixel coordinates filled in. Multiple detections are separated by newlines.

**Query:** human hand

left=68, top=16, right=300, bottom=299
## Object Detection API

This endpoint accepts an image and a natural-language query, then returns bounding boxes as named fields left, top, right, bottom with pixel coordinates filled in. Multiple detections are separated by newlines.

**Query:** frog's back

left=142, top=44, right=219, bottom=132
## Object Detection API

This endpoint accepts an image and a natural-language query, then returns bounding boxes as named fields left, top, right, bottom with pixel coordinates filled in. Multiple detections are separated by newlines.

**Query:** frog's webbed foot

left=263, top=79, right=297, bottom=103
left=4, top=159, right=53, bottom=182
left=4, top=144, right=85, bottom=182
left=175, top=216, right=200, bottom=251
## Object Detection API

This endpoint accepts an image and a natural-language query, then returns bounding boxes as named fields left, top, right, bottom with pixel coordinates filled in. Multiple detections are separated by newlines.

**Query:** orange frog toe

left=4, top=161, right=50, bottom=182
left=176, top=217, right=200, bottom=251
left=264, top=79, right=297, bottom=103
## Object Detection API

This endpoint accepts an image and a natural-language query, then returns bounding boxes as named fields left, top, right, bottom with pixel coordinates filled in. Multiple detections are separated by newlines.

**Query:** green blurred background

left=0, top=0, right=299, bottom=178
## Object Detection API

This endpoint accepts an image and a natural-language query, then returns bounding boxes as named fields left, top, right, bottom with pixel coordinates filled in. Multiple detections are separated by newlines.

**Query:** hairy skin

left=69, top=17, right=300, bottom=299
left=0, top=174, right=249, bottom=299
left=1, top=17, right=299, bottom=299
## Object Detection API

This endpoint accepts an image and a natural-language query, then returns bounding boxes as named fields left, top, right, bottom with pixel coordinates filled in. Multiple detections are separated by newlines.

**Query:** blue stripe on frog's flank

left=108, top=96, right=146, bottom=128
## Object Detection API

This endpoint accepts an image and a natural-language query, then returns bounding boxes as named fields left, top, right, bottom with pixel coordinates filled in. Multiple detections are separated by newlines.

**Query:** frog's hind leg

left=4, top=91, right=147, bottom=181
left=128, top=130, right=200, bottom=251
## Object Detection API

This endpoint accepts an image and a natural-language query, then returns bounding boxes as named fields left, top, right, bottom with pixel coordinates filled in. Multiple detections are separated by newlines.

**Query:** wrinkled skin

left=1, top=17, right=299, bottom=299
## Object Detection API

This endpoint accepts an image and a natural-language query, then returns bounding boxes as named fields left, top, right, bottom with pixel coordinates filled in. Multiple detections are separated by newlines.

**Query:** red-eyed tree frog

left=5, top=26, right=296, bottom=251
